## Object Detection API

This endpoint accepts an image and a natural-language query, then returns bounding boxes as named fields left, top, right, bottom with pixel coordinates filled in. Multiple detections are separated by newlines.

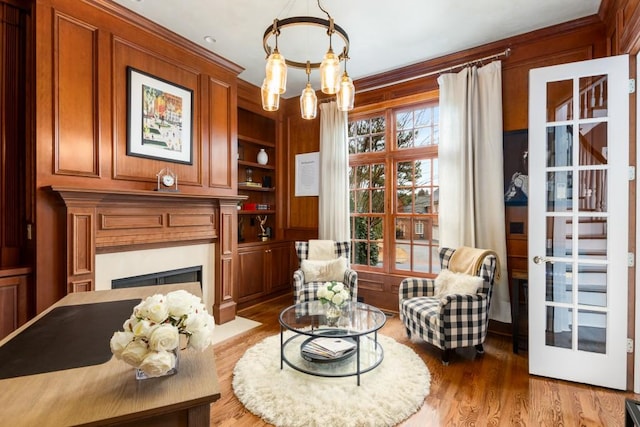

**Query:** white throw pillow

left=301, top=257, right=347, bottom=283
left=434, top=269, right=483, bottom=297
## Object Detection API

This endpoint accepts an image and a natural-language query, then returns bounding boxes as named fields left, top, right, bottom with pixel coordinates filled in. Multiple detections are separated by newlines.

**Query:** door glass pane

left=578, top=169, right=607, bottom=212
left=577, top=310, right=606, bottom=354
left=547, top=80, right=574, bottom=122
left=547, top=171, right=573, bottom=212
left=547, top=125, right=573, bottom=167
left=579, top=75, right=607, bottom=119
left=545, top=262, right=573, bottom=303
left=579, top=122, right=608, bottom=166
left=577, top=263, right=607, bottom=307
left=546, top=217, right=571, bottom=257
left=578, top=217, right=607, bottom=260
left=546, top=306, right=572, bottom=349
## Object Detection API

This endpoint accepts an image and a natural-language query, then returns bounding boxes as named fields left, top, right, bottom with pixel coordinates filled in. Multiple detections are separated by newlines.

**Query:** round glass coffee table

left=279, top=300, right=386, bottom=385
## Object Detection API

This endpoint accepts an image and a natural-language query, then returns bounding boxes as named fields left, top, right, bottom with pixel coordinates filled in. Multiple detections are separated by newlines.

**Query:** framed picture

left=503, top=129, right=528, bottom=206
left=127, top=67, right=193, bottom=164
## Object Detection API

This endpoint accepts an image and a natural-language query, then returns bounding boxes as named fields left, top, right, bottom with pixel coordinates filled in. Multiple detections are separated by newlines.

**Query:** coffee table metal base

left=280, top=327, right=384, bottom=386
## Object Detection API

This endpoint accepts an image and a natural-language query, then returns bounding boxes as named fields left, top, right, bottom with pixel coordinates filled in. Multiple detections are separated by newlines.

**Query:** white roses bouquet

left=317, top=281, right=350, bottom=307
left=110, top=290, right=215, bottom=378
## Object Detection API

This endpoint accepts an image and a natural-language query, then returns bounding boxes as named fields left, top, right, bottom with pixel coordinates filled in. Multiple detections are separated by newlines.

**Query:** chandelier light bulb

left=320, top=48, right=340, bottom=95
left=300, top=82, right=318, bottom=120
left=265, top=48, right=287, bottom=94
left=336, top=71, right=355, bottom=112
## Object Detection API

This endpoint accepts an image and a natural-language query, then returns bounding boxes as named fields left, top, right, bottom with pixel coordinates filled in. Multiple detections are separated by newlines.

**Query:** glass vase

left=325, top=303, right=342, bottom=327
left=135, top=347, right=179, bottom=380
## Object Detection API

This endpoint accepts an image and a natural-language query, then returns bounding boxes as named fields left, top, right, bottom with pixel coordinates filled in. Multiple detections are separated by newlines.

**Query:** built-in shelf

left=238, top=185, right=275, bottom=192
left=238, top=134, right=275, bottom=147
left=238, top=210, right=276, bottom=215
left=238, top=160, right=275, bottom=170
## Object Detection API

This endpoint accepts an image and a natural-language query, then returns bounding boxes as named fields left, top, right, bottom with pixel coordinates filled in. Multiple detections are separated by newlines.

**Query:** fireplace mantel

left=49, top=186, right=245, bottom=324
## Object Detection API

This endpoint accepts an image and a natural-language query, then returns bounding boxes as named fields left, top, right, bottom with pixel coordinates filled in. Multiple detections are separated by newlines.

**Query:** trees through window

left=349, top=100, right=440, bottom=275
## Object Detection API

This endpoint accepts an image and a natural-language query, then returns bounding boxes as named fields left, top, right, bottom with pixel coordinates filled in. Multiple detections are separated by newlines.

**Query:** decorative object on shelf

left=126, top=67, right=193, bottom=164
left=245, top=167, right=253, bottom=182
left=156, top=168, right=179, bottom=192
left=110, top=290, right=215, bottom=379
left=262, top=176, right=272, bottom=188
left=317, top=281, right=350, bottom=326
left=261, top=0, right=355, bottom=118
left=257, top=148, right=268, bottom=165
left=257, top=215, right=268, bottom=241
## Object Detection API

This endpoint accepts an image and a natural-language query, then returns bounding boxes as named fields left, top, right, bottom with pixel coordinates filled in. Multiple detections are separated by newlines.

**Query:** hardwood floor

left=211, top=295, right=639, bottom=426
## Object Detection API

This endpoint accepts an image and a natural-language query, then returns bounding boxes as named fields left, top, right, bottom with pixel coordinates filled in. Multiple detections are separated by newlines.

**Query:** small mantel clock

left=156, top=168, right=179, bottom=192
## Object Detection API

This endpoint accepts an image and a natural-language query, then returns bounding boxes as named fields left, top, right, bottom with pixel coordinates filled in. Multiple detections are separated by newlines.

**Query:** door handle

left=533, top=255, right=552, bottom=264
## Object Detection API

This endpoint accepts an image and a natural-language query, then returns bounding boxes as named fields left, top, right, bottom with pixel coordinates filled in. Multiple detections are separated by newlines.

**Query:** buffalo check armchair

left=293, top=241, right=358, bottom=304
left=398, top=247, right=498, bottom=365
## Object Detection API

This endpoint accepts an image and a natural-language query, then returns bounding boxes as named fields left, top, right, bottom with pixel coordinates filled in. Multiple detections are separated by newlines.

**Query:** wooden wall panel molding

left=208, top=76, right=234, bottom=190
left=111, top=37, right=203, bottom=186
left=214, top=201, right=237, bottom=324
left=53, top=11, right=100, bottom=177
left=69, top=279, right=91, bottom=293
left=70, top=211, right=93, bottom=276
left=168, top=213, right=215, bottom=228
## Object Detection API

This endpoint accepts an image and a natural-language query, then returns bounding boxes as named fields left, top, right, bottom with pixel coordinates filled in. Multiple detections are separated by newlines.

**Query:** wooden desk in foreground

left=0, top=283, right=221, bottom=426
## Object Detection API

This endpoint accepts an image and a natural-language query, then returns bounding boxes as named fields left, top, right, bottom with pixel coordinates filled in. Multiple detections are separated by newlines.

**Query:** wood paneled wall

left=32, top=0, right=242, bottom=312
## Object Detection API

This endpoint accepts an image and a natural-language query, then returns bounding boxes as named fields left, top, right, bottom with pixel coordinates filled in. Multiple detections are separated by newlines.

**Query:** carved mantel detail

left=50, top=187, right=243, bottom=324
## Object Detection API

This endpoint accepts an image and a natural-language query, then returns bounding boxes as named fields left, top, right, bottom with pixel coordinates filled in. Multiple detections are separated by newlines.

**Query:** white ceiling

left=112, top=0, right=602, bottom=97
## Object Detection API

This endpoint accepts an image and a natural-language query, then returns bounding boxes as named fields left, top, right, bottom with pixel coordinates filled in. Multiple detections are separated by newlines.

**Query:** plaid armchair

left=398, top=247, right=498, bottom=365
left=293, top=241, right=358, bottom=304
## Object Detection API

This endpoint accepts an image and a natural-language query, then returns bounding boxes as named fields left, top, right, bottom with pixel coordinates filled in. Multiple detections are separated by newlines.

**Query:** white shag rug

left=232, top=333, right=430, bottom=427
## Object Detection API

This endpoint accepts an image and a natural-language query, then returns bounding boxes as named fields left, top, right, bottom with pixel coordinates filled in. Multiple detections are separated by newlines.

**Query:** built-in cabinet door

left=237, top=248, right=266, bottom=301
left=528, top=54, right=629, bottom=390
left=268, top=243, right=292, bottom=293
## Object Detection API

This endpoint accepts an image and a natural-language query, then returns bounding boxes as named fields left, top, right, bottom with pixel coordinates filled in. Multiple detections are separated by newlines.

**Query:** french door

left=528, top=55, right=629, bottom=389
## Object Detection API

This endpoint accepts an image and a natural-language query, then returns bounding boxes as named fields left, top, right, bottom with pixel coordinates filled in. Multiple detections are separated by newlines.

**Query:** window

left=349, top=100, right=440, bottom=275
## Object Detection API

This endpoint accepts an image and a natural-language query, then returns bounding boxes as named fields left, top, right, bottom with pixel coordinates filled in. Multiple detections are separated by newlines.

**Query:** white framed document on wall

left=295, top=152, right=319, bottom=196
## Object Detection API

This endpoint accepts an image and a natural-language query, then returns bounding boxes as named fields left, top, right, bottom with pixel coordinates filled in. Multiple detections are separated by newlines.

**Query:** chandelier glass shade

left=300, top=82, right=318, bottom=119
left=336, top=70, right=355, bottom=112
left=264, top=48, right=287, bottom=95
left=320, top=47, right=340, bottom=95
left=262, top=1, right=354, bottom=118
left=261, top=79, right=280, bottom=111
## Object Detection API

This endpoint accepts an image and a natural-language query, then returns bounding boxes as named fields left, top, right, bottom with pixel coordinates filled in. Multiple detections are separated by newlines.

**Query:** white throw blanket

left=308, top=240, right=336, bottom=260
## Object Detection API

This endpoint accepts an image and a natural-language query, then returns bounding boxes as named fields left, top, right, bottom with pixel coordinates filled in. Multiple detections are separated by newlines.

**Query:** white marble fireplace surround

left=95, top=243, right=215, bottom=312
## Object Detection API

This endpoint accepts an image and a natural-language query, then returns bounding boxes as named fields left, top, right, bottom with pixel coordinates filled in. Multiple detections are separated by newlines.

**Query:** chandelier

left=261, top=0, right=355, bottom=119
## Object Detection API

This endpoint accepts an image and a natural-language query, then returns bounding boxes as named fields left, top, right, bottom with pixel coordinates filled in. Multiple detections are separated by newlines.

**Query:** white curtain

left=318, top=101, right=350, bottom=241
left=437, top=61, right=511, bottom=323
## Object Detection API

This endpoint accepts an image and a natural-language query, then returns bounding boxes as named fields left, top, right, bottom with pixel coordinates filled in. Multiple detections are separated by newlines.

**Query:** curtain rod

left=357, top=47, right=512, bottom=94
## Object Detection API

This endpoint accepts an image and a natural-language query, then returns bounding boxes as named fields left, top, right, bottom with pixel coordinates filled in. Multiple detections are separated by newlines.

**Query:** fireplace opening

left=112, top=266, right=203, bottom=289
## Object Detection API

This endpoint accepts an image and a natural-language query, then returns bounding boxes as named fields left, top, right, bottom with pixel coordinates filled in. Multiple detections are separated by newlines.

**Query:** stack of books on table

left=239, top=181, right=262, bottom=187
left=302, top=337, right=356, bottom=359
